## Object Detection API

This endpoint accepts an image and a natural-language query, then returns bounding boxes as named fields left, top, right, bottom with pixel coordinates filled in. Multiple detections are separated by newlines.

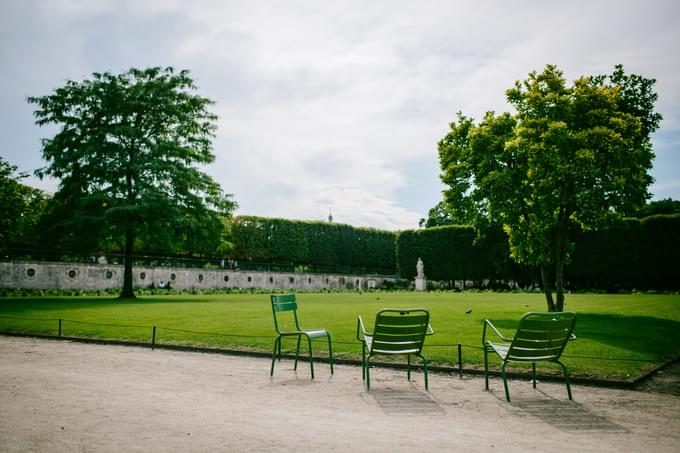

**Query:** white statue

left=416, top=257, right=424, bottom=278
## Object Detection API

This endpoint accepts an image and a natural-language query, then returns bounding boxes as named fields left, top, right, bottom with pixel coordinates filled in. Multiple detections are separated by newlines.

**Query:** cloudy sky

left=2, top=0, right=679, bottom=230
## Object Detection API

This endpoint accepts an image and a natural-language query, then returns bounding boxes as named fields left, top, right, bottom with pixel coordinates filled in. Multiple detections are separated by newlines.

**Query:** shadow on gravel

left=634, top=359, right=680, bottom=396
left=510, top=397, right=629, bottom=433
left=369, top=388, right=446, bottom=416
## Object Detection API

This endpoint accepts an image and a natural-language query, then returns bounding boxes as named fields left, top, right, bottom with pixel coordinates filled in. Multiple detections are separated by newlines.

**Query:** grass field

left=1, top=291, right=679, bottom=380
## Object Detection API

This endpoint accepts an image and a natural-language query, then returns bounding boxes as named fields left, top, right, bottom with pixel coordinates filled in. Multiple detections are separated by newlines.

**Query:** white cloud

left=2, top=0, right=680, bottom=230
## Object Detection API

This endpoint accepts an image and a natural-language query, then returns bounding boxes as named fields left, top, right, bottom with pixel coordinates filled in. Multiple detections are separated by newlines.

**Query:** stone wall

left=0, top=261, right=397, bottom=291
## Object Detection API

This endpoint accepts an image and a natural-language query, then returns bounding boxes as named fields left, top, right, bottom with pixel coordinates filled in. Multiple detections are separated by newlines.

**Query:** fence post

left=151, top=326, right=156, bottom=349
left=458, top=343, right=462, bottom=379
left=58, top=319, right=62, bottom=337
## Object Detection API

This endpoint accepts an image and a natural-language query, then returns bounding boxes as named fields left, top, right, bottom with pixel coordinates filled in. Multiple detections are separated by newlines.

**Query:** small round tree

left=438, top=65, right=661, bottom=311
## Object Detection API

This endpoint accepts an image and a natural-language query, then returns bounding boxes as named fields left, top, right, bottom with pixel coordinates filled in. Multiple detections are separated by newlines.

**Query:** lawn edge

left=5, top=331, right=675, bottom=390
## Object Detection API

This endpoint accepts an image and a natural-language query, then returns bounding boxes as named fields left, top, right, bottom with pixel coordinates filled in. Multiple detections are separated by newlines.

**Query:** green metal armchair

left=357, top=308, right=433, bottom=391
left=483, top=312, right=576, bottom=401
left=270, top=294, right=333, bottom=379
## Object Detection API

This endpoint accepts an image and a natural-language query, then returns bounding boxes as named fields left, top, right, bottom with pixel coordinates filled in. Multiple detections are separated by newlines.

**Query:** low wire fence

left=0, top=315, right=668, bottom=383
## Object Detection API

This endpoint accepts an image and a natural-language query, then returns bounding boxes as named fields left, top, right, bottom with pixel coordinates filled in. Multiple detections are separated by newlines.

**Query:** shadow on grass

left=0, top=295, right=257, bottom=313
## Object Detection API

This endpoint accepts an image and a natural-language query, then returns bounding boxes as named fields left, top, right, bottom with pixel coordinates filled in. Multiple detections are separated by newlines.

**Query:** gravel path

left=1, top=336, right=678, bottom=452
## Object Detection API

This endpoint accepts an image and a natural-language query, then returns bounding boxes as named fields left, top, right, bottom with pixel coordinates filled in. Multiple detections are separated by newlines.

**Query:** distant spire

left=328, top=209, right=333, bottom=223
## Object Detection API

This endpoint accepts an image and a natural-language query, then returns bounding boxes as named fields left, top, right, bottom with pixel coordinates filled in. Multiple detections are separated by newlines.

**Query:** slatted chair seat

left=270, top=294, right=333, bottom=379
left=483, top=312, right=576, bottom=402
left=357, top=308, right=433, bottom=391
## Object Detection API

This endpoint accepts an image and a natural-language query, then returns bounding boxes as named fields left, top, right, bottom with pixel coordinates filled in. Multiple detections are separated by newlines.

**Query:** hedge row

left=228, top=214, right=679, bottom=290
left=395, top=215, right=680, bottom=290
left=230, top=216, right=396, bottom=274
left=568, top=214, right=680, bottom=290
left=395, top=225, right=531, bottom=285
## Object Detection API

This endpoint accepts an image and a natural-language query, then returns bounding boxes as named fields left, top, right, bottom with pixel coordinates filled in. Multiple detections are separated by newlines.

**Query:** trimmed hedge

left=395, top=225, right=530, bottom=286
left=230, top=216, right=396, bottom=274
left=228, top=214, right=679, bottom=290
left=397, top=225, right=477, bottom=281
left=396, top=215, right=680, bottom=291
left=568, top=214, right=680, bottom=291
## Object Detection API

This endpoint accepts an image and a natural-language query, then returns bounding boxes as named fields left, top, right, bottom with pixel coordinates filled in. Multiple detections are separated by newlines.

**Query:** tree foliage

left=0, top=157, right=48, bottom=255
left=634, top=198, right=680, bottom=217
left=438, top=65, right=661, bottom=311
left=29, top=67, right=236, bottom=297
left=419, top=201, right=457, bottom=228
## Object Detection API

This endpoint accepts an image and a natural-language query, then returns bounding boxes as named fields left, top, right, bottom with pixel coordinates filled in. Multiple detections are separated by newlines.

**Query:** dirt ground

left=1, top=336, right=678, bottom=452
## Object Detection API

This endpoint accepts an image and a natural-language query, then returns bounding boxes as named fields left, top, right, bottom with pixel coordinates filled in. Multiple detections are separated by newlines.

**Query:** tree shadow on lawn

left=487, top=313, right=680, bottom=359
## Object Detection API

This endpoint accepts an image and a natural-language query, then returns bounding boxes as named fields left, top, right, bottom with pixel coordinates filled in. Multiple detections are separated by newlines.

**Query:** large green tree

left=29, top=67, right=236, bottom=298
left=419, top=202, right=454, bottom=228
left=438, top=65, right=661, bottom=311
left=0, top=157, right=48, bottom=255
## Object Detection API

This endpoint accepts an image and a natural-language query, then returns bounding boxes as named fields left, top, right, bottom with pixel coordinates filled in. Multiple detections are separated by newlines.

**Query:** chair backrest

left=507, top=312, right=576, bottom=362
left=271, top=294, right=300, bottom=333
left=370, top=308, right=430, bottom=355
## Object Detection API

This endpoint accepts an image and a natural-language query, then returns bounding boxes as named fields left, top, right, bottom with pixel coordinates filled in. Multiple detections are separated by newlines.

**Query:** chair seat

left=487, top=341, right=510, bottom=359
left=301, top=329, right=329, bottom=339
left=488, top=341, right=563, bottom=362
left=365, top=335, right=421, bottom=354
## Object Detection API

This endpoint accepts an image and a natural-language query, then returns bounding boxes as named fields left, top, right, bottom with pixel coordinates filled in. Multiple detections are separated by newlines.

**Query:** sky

left=1, top=0, right=679, bottom=231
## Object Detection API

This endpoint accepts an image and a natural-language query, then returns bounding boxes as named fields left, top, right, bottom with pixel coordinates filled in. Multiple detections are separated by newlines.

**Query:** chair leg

left=501, top=362, right=510, bottom=402
left=532, top=362, right=537, bottom=389
left=361, top=343, right=366, bottom=380
left=294, top=336, right=301, bottom=371
left=327, top=334, right=334, bottom=375
left=558, top=361, right=573, bottom=400
left=307, top=335, right=315, bottom=379
left=483, top=346, right=489, bottom=390
left=270, top=337, right=280, bottom=376
left=365, top=357, right=371, bottom=390
left=407, top=354, right=411, bottom=381
left=421, top=355, right=429, bottom=391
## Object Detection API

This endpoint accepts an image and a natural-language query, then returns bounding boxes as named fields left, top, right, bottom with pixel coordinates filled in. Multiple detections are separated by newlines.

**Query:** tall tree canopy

left=438, top=65, right=661, bottom=311
left=29, top=67, right=236, bottom=298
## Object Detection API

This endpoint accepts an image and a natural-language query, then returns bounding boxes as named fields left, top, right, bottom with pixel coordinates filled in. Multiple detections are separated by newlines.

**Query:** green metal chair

left=270, top=294, right=333, bottom=379
left=357, top=308, right=433, bottom=391
left=483, top=312, right=576, bottom=402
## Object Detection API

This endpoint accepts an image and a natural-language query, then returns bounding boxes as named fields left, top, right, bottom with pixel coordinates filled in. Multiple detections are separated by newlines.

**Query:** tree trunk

left=540, top=265, right=556, bottom=312
left=554, top=220, right=566, bottom=312
left=119, top=227, right=135, bottom=299
left=555, top=253, right=565, bottom=312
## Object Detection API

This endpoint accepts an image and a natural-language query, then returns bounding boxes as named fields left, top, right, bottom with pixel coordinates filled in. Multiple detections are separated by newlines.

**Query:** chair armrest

left=426, top=323, right=434, bottom=336
left=482, top=319, right=511, bottom=346
left=356, top=315, right=371, bottom=341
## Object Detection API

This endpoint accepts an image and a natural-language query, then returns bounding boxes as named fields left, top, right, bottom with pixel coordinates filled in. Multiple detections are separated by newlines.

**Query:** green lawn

left=1, top=292, right=679, bottom=380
